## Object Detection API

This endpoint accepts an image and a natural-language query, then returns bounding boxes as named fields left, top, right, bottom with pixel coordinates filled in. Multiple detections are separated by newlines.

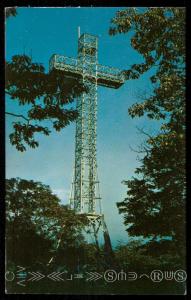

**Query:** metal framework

left=49, top=32, right=125, bottom=249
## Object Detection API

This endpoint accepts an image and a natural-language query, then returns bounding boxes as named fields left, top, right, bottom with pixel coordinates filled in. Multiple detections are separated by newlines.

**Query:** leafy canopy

left=6, top=54, right=86, bottom=151
left=6, top=10, right=86, bottom=151
left=5, top=7, right=17, bottom=18
left=110, top=8, right=186, bottom=250
left=6, top=178, right=88, bottom=266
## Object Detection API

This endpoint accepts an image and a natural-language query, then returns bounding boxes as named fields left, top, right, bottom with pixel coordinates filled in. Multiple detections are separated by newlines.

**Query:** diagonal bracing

left=49, top=32, right=125, bottom=252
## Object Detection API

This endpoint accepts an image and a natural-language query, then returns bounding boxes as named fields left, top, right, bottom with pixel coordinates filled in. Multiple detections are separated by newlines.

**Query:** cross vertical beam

left=73, top=34, right=98, bottom=214
left=49, top=32, right=125, bottom=252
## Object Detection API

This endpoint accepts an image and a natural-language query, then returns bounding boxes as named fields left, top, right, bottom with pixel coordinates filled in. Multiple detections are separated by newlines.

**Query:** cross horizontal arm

left=49, top=54, right=125, bottom=89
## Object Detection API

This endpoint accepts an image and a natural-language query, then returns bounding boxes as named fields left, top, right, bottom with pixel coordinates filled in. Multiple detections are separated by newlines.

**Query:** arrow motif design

left=28, top=272, right=45, bottom=281
left=16, top=272, right=27, bottom=279
left=47, top=272, right=65, bottom=281
left=86, top=272, right=103, bottom=281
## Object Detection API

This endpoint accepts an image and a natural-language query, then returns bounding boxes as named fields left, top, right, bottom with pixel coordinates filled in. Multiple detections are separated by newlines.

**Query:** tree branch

left=136, top=126, right=155, bottom=140
left=129, top=143, right=151, bottom=156
left=5, top=90, right=13, bottom=96
left=136, top=126, right=159, bottom=148
left=6, top=112, right=30, bottom=123
left=129, top=144, right=146, bottom=154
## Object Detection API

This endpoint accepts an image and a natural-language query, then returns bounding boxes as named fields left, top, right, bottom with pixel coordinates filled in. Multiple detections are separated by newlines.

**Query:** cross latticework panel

left=72, top=34, right=99, bottom=214
left=49, top=33, right=125, bottom=251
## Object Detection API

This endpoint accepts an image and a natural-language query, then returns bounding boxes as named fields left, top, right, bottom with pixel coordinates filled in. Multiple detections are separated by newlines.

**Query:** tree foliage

left=5, top=10, right=86, bottom=152
left=5, top=7, right=17, bottom=18
left=5, top=178, right=115, bottom=274
left=110, top=8, right=186, bottom=252
left=5, top=54, right=86, bottom=151
left=115, top=239, right=184, bottom=272
left=6, top=178, right=88, bottom=267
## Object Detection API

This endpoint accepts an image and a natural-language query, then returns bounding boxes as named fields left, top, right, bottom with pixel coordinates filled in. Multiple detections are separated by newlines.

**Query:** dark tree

left=6, top=11, right=85, bottom=151
left=6, top=178, right=88, bottom=268
left=110, top=8, right=186, bottom=254
left=5, top=55, right=85, bottom=151
left=5, top=7, right=17, bottom=18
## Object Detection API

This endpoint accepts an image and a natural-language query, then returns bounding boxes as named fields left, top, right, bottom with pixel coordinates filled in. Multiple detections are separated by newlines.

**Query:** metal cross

left=49, top=32, right=125, bottom=249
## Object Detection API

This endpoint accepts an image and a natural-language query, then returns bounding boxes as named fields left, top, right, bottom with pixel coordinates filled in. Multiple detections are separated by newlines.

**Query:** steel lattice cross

left=49, top=33, right=125, bottom=245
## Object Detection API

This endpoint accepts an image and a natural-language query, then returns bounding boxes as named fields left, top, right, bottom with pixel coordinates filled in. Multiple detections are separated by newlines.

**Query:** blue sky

left=5, top=7, right=161, bottom=246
